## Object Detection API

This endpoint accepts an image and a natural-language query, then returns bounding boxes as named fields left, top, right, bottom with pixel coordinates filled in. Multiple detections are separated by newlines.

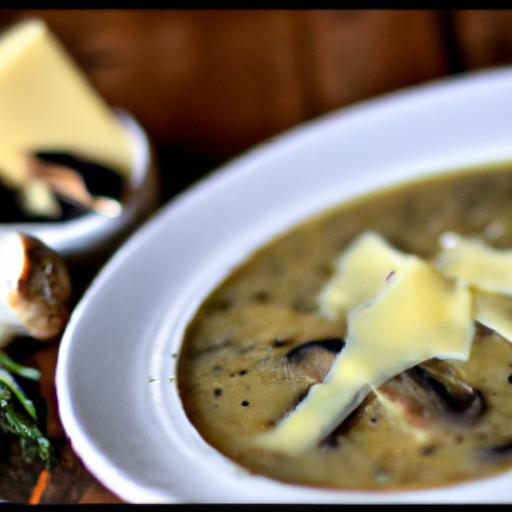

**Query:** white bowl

left=0, top=110, right=158, bottom=261
left=56, top=67, right=512, bottom=503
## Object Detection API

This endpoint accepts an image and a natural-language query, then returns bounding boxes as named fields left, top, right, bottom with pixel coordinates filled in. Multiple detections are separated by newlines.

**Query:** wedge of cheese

left=255, top=258, right=474, bottom=455
left=318, top=232, right=409, bottom=318
left=0, top=19, right=134, bottom=190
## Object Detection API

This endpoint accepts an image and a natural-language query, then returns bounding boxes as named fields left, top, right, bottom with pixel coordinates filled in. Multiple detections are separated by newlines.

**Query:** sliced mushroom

left=376, top=359, right=486, bottom=437
left=0, top=232, right=71, bottom=345
left=269, top=338, right=345, bottom=430
left=280, top=340, right=484, bottom=451
left=283, top=340, right=436, bottom=443
left=286, top=338, right=345, bottom=382
left=406, top=360, right=486, bottom=425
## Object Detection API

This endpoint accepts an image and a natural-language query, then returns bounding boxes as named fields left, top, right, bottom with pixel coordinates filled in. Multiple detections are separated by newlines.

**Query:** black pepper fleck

left=508, top=375, right=512, bottom=384
left=272, top=338, right=289, bottom=348
left=370, top=417, right=378, bottom=424
left=238, top=369, right=248, bottom=376
left=241, top=400, right=250, bottom=407
left=214, top=388, right=223, bottom=397
left=253, top=290, right=271, bottom=303
left=420, top=445, right=436, bottom=456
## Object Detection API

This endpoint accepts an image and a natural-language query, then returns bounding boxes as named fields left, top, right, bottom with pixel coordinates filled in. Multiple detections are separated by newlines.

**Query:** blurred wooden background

left=1, top=9, right=512, bottom=199
left=0, top=9, right=510, bottom=503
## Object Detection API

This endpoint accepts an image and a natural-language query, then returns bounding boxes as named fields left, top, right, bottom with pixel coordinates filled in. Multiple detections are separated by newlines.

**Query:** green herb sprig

left=0, top=351, right=54, bottom=468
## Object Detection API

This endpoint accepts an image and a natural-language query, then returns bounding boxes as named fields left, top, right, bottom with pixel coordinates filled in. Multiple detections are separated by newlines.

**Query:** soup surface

left=178, top=165, right=512, bottom=490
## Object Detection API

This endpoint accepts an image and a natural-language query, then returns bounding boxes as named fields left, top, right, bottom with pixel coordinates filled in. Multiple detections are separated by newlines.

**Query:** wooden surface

left=0, top=9, right=510, bottom=503
left=0, top=9, right=449, bottom=161
left=1, top=9, right=511, bottom=164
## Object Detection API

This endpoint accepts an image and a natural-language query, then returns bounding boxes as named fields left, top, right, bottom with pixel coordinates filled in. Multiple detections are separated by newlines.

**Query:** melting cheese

left=255, top=258, right=473, bottom=455
left=318, top=232, right=409, bottom=318
left=474, top=292, right=512, bottom=343
left=0, top=19, right=134, bottom=190
left=437, top=233, right=512, bottom=296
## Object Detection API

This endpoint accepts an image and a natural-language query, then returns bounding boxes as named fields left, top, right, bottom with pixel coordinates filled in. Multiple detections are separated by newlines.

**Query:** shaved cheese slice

left=475, top=292, right=512, bottom=343
left=255, top=258, right=473, bottom=455
left=318, top=231, right=409, bottom=319
left=437, top=233, right=512, bottom=296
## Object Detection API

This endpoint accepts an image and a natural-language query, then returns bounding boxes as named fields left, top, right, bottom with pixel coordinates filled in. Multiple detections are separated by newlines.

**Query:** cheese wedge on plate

left=0, top=19, right=133, bottom=192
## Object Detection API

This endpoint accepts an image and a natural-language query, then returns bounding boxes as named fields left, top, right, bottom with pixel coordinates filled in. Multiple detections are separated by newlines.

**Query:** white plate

left=56, top=67, right=512, bottom=503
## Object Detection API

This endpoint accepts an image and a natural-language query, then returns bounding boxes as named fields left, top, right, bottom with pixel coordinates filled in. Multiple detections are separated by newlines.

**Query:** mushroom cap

left=0, top=232, right=71, bottom=340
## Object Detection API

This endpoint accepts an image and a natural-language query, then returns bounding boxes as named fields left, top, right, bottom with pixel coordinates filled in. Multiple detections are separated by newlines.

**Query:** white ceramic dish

left=57, top=67, right=512, bottom=503
left=0, top=110, right=158, bottom=261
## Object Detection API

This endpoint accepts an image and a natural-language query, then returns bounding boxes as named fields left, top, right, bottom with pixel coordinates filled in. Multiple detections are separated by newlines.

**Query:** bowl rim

left=56, top=66, right=512, bottom=503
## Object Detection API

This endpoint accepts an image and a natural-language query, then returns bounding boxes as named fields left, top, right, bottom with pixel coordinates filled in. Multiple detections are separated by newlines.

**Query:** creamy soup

left=178, top=165, right=512, bottom=490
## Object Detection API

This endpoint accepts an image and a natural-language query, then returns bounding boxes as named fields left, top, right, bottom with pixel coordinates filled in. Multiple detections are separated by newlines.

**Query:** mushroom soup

left=178, top=165, right=512, bottom=490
